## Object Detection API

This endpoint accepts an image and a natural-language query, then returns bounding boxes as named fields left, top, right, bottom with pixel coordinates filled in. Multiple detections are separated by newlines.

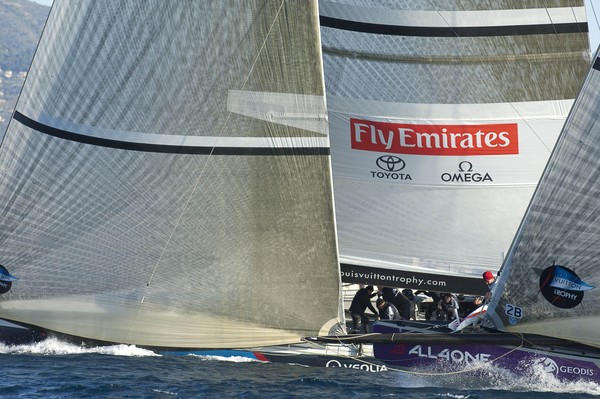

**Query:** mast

left=488, top=46, right=600, bottom=349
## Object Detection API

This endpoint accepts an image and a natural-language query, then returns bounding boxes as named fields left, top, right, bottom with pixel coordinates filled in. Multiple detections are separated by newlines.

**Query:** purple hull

left=373, top=322, right=600, bottom=382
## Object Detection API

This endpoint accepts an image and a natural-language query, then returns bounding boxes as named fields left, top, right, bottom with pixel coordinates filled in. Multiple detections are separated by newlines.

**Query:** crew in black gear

left=349, top=285, right=378, bottom=333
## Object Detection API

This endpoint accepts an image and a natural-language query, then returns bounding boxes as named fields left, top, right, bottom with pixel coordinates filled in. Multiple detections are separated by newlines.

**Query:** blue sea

left=1, top=338, right=599, bottom=398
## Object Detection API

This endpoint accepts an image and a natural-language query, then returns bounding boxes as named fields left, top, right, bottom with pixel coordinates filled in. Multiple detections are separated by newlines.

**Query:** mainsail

left=0, top=0, right=344, bottom=348
left=320, top=0, right=590, bottom=293
left=489, top=47, right=600, bottom=349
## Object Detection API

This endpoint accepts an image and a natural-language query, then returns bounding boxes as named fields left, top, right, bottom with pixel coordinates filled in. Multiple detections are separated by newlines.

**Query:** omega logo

left=458, top=161, right=473, bottom=172
left=441, top=161, right=492, bottom=183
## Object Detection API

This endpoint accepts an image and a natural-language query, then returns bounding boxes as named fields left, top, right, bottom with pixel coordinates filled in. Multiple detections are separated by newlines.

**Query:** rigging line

left=302, top=333, right=528, bottom=376
left=508, top=101, right=554, bottom=153
left=124, top=1, right=288, bottom=341
left=238, top=0, right=287, bottom=91
left=391, top=335, right=527, bottom=376
left=300, top=337, right=378, bottom=363
left=301, top=335, right=457, bottom=375
left=394, top=335, right=527, bottom=376
left=142, top=0, right=287, bottom=290
left=544, top=7, right=559, bottom=35
left=0, top=0, right=53, bottom=154
left=423, top=1, right=472, bottom=105
left=543, top=5, right=578, bottom=69
left=424, top=1, right=459, bottom=38
left=570, top=5, right=584, bottom=33
left=301, top=336, right=409, bottom=372
left=544, top=6, right=582, bottom=68
left=307, top=329, right=568, bottom=377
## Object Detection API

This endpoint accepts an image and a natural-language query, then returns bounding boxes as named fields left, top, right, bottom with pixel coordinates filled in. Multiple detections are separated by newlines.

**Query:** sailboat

left=0, top=0, right=389, bottom=370
left=314, top=0, right=600, bottom=382
left=0, top=0, right=594, bottom=377
left=319, top=0, right=590, bottom=295
left=366, top=44, right=600, bottom=384
left=367, top=46, right=600, bottom=382
left=314, top=0, right=600, bottom=383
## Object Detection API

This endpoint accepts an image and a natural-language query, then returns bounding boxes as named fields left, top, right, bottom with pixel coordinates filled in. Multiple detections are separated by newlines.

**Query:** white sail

left=320, top=1, right=590, bottom=293
left=489, top=47, right=600, bottom=349
left=0, top=0, right=344, bottom=348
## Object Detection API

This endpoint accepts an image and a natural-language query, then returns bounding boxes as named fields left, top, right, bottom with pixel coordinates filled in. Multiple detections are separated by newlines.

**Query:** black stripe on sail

left=593, top=57, right=600, bottom=71
left=320, top=16, right=588, bottom=37
left=13, top=111, right=329, bottom=156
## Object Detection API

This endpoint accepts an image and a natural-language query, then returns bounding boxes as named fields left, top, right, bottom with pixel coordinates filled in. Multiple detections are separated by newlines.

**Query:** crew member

left=436, top=293, right=460, bottom=321
left=482, top=271, right=496, bottom=303
left=349, top=285, right=378, bottom=333
left=461, top=296, right=483, bottom=317
left=376, top=298, right=401, bottom=320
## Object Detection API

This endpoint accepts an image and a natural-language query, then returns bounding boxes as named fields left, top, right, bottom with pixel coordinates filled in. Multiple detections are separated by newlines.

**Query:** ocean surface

left=1, top=338, right=599, bottom=398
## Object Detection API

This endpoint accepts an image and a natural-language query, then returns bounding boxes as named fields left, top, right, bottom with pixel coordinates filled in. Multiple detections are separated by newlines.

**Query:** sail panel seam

left=322, top=46, right=586, bottom=64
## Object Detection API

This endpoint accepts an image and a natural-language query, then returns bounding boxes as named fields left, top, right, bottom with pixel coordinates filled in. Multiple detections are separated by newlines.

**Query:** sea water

left=1, top=338, right=599, bottom=398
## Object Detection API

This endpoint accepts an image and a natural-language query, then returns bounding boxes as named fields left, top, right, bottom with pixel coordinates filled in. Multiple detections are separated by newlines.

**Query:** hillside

left=0, top=0, right=49, bottom=136
left=0, top=0, right=49, bottom=71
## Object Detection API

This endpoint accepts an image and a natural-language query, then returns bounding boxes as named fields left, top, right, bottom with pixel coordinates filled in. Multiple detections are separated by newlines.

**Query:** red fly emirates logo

left=351, top=119, right=519, bottom=156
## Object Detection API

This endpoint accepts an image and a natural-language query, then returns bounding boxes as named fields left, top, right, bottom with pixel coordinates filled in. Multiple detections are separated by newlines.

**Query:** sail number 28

left=505, top=304, right=523, bottom=319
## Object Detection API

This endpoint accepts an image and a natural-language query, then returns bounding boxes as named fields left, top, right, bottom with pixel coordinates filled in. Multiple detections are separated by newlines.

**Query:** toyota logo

left=376, top=155, right=405, bottom=172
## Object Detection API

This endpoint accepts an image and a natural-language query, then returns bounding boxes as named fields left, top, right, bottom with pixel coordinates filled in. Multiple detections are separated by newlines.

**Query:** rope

left=389, top=333, right=527, bottom=376
left=144, top=0, right=286, bottom=290
left=302, top=332, right=531, bottom=376
left=124, top=1, right=288, bottom=342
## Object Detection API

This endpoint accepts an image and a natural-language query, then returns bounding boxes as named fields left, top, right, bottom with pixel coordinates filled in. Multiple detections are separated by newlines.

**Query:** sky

left=30, top=0, right=53, bottom=6
left=588, top=0, right=600, bottom=51
left=25, top=0, right=600, bottom=50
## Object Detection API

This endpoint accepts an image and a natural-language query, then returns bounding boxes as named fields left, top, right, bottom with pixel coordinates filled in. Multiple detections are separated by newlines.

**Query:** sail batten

left=322, top=0, right=590, bottom=292
left=0, top=0, right=344, bottom=349
left=490, top=47, right=600, bottom=348
left=319, top=3, right=588, bottom=37
left=13, top=111, right=331, bottom=155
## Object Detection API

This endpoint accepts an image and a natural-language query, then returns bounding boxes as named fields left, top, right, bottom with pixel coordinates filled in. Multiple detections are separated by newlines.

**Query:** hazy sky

left=30, top=0, right=53, bottom=6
